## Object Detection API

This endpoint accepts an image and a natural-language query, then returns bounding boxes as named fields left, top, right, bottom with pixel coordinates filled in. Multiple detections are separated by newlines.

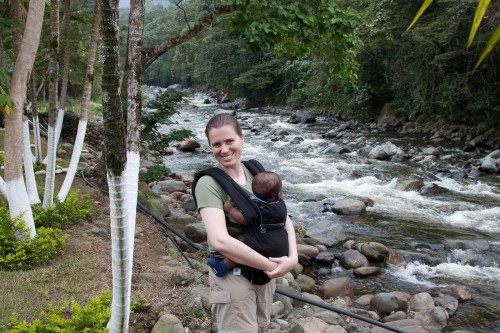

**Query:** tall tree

left=58, top=1, right=101, bottom=201
left=42, top=0, right=60, bottom=207
left=3, top=0, right=45, bottom=238
left=100, top=0, right=130, bottom=331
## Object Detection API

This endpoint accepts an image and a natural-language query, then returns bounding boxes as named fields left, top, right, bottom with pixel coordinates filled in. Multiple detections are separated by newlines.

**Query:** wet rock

left=434, top=295, right=459, bottom=316
left=297, top=244, right=320, bottom=258
left=340, top=249, right=369, bottom=269
left=408, top=292, right=435, bottom=312
left=370, top=292, right=408, bottom=316
left=419, top=183, right=449, bottom=195
left=398, top=179, right=425, bottom=192
left=288, top=111, right=317, bottom=124
left=414, top=306, right=449, bottom=332
left=315, top=251, right=336, bottom=265
left=428, top=285, right=472, bottom=302
left=321, top=143, right=350, bottom=154
left=319, top=277, right=354, bottom=299
left=177, top=139, right=201, bottom=152
left=305, top=219, right=346, bottom=246
left=480, top=156, right=498, bottom=173
left=353, top=266, right=381, bottom=277
left=330, top=198, right=366, bottom=215
left=353, top=242, right=389, bottom=261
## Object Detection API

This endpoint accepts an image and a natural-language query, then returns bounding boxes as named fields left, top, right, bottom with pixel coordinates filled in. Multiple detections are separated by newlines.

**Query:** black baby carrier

left=192, top=159, right=289, bottom=284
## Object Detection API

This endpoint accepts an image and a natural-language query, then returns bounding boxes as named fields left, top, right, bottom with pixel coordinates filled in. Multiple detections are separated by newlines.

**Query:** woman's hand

left=264, top=256, right=297, bottom=278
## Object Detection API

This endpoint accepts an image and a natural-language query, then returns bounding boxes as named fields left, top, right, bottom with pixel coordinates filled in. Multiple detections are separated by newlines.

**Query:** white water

left=160, top=92, right=500, bottom=332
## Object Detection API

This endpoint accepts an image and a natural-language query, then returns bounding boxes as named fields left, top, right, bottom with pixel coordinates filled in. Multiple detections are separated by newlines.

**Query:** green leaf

left=468, top=0, right=491, bottom=49
left=406, top=0, right=434, bottom=32
left=474, top=26, right=500, bottom=71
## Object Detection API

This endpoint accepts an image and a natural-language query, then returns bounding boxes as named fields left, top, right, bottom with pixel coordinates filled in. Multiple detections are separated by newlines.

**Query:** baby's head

left=252, top=172, right=282, bottom=202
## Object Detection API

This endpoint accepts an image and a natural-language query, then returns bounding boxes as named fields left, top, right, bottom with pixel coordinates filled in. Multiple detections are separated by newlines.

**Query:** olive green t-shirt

left=195, top=164, right=254, bottom=243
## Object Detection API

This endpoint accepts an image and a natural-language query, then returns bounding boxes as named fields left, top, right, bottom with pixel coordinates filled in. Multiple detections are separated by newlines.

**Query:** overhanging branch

left=141, top=4, right=236, bottom=70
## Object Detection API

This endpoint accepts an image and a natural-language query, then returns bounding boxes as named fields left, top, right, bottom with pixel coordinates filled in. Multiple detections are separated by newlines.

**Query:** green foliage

left=228, top=0, right=363, bottom=84
left=142, top=90, right=193, bottom=151
left=139, top=165, right=170, bottom=183
left=32, top=191, right=94, bottom=229
left=0, top=207, right=67, bottom=270
left=2, top=290, right=150, bottom=332
left=0, top=153, right=4, bottom=166
left=5, top=291, right=112, bottom=332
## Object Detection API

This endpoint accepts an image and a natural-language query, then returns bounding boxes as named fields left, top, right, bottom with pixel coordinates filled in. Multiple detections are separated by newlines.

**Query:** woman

left=195, top=113, right=298, bottom=333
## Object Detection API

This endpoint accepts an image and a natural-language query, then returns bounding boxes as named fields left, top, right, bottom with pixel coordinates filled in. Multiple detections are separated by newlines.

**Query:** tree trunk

left=30, top=74, right=43, bottom=164
left=100, top=0, right=130, bottom=331
left=23, top=116, right=41, bottom=204
left=59, top=0, right=71, bottom=110
left=43, top=0, right=60, bottom=208
left=5, top=0, right=45, bottom=239
left=58, top=1, right=101, bottom=201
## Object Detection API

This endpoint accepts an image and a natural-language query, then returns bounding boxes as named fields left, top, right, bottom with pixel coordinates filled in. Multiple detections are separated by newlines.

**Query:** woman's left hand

left=264, top=256, right=297, bottom=278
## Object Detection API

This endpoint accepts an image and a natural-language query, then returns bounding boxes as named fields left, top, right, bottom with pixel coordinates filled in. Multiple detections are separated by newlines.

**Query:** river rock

left=398, top=179, right=425, bottom=192
left=371, top=319, right=427, bottom=333
left=315, top=251, right=336, bottom=265
left=370, top=292, right=408, bottom=316
left=428, top=285, right=472, bottom=302
left=353, top=266, right=381, bottom=277
left=419, top=182, right=449, bottom=195
left=152, top=179, right=187, bottom=194
left=321, top=143, right=350, bottom=154
left=422, top=146, right=440, bottom=155
left=296, top=274, right=316, bottom=293
left=305, top=219, right=346, bottom=246
left=353, top=242, right=389, bottom=261
left=172, top=267, right=196, bottom=287
left=289, top=317, right=347, bottom=333
left=368, top=146, right=389, bottom=160
left=330, top=198, right=366, bottom=215
left=288, top=111, right=317, bottom=124
left=164, top=209, right=199, bottom=231
left=151, top=313, right=184, bottom=333
left=480, top=156, right=498, bottom=173
left=408, top=292, right=435, bottom=312
left=339, top=249, right=369, bottom=269
left=383, top=311, right=407, bottom=322
left=183, top=223, right=207, bottom=243
left=177, top=139, right=200, bottom=152
left=314, top=310, right=350, bottom=327
left=414, top=306, right=449, bottom=332
left=297, top=244, right=320, bottom=258
left=434, top=295, right=459, bottom=316
left=319, top=277, right=354, bottom=299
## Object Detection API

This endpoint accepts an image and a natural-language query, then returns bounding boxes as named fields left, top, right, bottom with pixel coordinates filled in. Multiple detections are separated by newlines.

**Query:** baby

left=208, top=171, right=289, bottom=277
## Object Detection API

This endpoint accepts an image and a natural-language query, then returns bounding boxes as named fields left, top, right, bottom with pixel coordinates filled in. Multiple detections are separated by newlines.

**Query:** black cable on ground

left=79, top=167, right=201, bottom=269
left=79, top=167, right=408, bottom=333
left=276, top=287, right=409, bottom=333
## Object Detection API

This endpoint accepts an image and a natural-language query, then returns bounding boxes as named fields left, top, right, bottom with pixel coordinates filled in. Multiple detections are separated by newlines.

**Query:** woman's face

left=208, top=124, right=244, bottom=169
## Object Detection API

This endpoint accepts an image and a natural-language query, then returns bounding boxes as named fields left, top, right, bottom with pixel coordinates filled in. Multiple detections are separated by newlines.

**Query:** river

left=159, top=92, right=500, bottom=333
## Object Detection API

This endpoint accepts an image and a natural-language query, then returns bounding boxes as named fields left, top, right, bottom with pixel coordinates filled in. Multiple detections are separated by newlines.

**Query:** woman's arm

left=200, top=207, right=278, bottom=271
left=265, top=215, right=298, bottom=278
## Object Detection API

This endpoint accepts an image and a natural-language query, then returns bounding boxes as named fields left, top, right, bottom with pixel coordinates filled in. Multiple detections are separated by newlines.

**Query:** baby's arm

left=223, top=200, right=247, bottom=225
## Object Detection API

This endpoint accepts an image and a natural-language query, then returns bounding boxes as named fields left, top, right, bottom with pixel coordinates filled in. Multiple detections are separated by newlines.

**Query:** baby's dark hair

left=252, top=172, right=282, bottom=201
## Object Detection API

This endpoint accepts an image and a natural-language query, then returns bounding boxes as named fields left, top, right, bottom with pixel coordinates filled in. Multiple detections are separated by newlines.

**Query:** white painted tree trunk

left=107, top=173, right=131, bottom=333
left=32, top=114, right=43, bottom=164
left=5, top=0, right=45, bottom=239
left=54, top=108, right=65, bottom=151
left=0, top=177, right=8, bottom=201
left=42, top=124, right=56, bottom=207
left=58, top=0, right=100, bottom=202
left=23, top=117, right=41, bottom=205
left=57, top=120, right=87, bottom=201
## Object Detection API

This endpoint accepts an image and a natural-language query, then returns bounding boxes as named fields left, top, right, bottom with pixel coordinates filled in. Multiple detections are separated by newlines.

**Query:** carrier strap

left=192, top=159, right=266, bottom=227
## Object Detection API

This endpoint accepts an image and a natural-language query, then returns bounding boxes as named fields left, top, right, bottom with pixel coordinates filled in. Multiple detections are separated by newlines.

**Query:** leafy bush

left=0, top=207, right=67, bottom=270
left=33, top=191, right=94, bottom=229
left=5, top=291, right=112, bottom=332
left=0, top=153, right=4, bottom=166
left=139, top=165, right=170, bottom=183
left=2, top=291, right=150, bottom=332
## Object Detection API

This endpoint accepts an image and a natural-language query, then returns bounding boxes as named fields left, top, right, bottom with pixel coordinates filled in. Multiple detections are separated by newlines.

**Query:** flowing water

left=159, top=92, right=500, bottom=332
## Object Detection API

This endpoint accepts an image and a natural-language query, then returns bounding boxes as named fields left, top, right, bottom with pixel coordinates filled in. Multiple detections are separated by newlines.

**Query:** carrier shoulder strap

left=191, top=160, right=266, bottom=227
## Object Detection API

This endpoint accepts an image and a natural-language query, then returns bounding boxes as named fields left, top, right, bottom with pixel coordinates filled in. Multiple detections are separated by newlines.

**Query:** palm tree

left=408, top=0, right=499, bottom=70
